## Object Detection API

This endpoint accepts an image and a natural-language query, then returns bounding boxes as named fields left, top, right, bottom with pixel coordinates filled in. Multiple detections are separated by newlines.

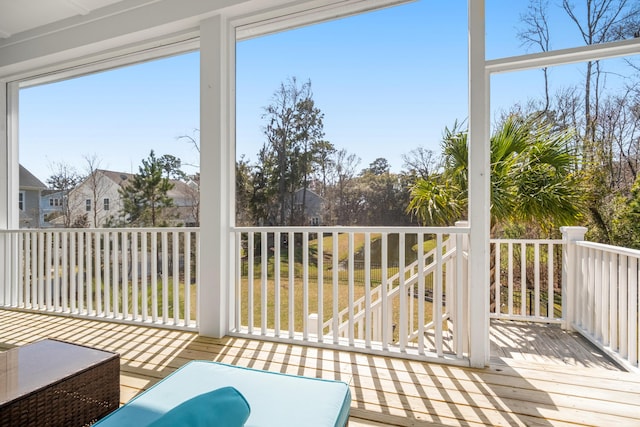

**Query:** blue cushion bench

left=94, top=360, right=351, bottom=427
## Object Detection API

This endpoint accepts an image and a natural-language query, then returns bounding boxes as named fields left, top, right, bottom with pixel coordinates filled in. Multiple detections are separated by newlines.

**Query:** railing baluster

left=288, top=231, right=295, bottom=339
left=302, top=232, right=309, bottom=340
left=261, top=231, right=268, bottom=335
left=520, top=242, right=526, bottom=317
left=547, top=243, right=554, bottom=318
left=455, top=232, right=464, bottom=358
left=195, top=231, right=200, bottom=327
left=15, top=232, right=22, bottom=308
left=507, top=243, right=513, bottom=315
left=104, top=231, right=110, bottom=317
left=629, top=257, right=638, bottom=366
left=332, top=232, right=338, bottom=344
left=588, top=248, right=596, bottom=334
left=248, top=232, right=254, bottom=334
left=496, top=241, right=503, bottom=315
left=381, top=233, right=389, bottom=350
left=132, top=232, right=139, bottom=322
left=316, top=233, right=323, bottom=341
left=609, top=252, right=618, bottom=351
left=417, top=232, right=424, bottom=355
left=619, top=255, right=628, bottom=358
left=151, top=232, right=158, bottom=322
left=122, top=231, right=129, bottom=321
left=141, top=231, right=148, bottom=322
left=173, top=231, right=179, bottom=325
left=364, top=233, right=371, bottom=348
left=113, top=231, right=120, bottom=319
left=161, top=231, right=168, bottom=324
left=77, top=232, right=84, bottom=314
left=31, top=233, right=37, bottom=308
left=45, top=232, right=52, bottom=311
left=61, top=232, right=68, bottom=312
left=86, top=232, right=94, bottom=315
left=534, top=243, right=540, bottom=317
left=600, top=251, right=608, bottom=344
left=435, top=233, right=443, bottom=356
left=348, top=232, right=355, bottom=346
left=94, top=231, right=102, bottom=316
left=187, top=230, right=194, bottom=327
left=274, top=231, right=281, bottom=337
left=235, top=232, right=242, bottom=332
left=399, top=232, right=406, bottom=351
left=24, top=232, right=31, bottom=308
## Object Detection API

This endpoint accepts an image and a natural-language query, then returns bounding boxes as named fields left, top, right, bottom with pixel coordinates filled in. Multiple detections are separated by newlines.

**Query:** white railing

left=0, top=228, right=198, bottom=329
left=490, top=238, right=564, bottom=323
left=233, top=226, right=470, bottom=361
left=572, top=240, right=640, bottom=372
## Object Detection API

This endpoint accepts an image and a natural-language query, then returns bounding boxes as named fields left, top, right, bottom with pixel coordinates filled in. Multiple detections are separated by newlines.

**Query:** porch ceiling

left=0, top=0, right=129, bottom=38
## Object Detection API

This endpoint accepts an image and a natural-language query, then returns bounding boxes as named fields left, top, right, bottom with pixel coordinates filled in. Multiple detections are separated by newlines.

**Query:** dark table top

left=0, top=339, right=118, bottom=406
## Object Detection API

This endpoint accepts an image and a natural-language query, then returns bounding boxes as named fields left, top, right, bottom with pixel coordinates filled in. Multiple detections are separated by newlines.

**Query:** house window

left=49, top=198, right=54, bottom=206
left=18, top=192, right=25, bottom=211
left=104, top=198, right=110, bottom=211
left=86, top=199, right=91, bottom=212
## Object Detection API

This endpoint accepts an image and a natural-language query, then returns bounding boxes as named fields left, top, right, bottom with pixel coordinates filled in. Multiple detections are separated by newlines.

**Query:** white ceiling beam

left=234, top=0, right=414, bottom=40
left=65, top=0, right=91, bottom=15
left=486, top=37, right=640, bottom=74
left=0, top=28, right=10, bottom=39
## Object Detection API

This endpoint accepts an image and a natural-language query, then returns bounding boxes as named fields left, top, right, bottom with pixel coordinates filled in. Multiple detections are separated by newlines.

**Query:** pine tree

left=119, top=151, right=174, bottom=227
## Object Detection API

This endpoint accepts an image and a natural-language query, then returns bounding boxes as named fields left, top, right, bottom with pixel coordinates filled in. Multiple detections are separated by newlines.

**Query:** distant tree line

left=236, top=77, right=437, bottom=227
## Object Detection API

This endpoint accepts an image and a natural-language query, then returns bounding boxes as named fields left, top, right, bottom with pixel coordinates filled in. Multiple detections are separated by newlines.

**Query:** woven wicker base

left=0, top=340, right=120, bottom=427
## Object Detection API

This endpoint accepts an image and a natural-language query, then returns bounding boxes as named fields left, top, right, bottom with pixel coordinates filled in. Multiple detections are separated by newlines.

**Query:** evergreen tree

left=119, top=150, right=175, bottom=227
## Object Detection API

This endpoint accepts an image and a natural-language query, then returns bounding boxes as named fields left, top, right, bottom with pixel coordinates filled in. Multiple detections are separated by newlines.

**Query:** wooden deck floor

left=1, top=310, right=638, bottom=426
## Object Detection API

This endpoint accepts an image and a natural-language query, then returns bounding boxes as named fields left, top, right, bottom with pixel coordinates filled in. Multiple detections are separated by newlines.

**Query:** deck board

left=1, top=310, right=638, bottom=426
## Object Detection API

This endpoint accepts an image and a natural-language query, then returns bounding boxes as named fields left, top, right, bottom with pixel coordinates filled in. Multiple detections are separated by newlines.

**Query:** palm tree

left=407, top=114, right=585, bottom=310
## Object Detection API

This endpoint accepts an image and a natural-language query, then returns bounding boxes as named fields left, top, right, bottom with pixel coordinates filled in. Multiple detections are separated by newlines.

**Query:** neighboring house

left=67, top=169, right=198, bottom=228
left=292, top=188, right=325, bottom=226
left=19, top=165, right=47, bottom=228
left=168, top=179, right=199, bottom=227
left=40, top=189, right=66, bottom=228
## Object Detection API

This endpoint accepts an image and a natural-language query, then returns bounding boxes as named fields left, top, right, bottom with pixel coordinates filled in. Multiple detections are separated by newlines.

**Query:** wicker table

left=0, top=339, right=119, bottom=427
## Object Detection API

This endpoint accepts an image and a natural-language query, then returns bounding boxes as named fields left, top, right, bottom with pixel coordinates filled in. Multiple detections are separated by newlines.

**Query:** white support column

left=0, top=81, right=20, bottom=306
left=468, top=0, right=490, bottom=368
left=560, top=226, right=587, bottom=331
left=199, top=15, right=235, bottom=337
left=0, top=82, right=19, bottom=230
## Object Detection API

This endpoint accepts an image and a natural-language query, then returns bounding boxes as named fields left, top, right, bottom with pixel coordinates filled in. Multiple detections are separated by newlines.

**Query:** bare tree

left=401, top=147, right=440, bottom=180
left=330, top=148, right=361, bottom=225
left=82, top=154, right=111, bottom=227
left=518, top=0, right=552, bottom=113
left=46, top=162, right=82, bottom=228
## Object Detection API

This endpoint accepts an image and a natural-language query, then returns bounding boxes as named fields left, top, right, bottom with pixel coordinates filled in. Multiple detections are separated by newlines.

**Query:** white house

left=67, top=169, right=198, bottom=227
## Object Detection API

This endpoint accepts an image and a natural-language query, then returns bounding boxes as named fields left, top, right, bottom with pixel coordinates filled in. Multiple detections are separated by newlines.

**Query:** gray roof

left=19, top=165, right=47, bottom=190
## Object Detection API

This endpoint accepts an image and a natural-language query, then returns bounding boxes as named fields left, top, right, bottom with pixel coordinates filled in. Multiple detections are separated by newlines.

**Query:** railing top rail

left=576, top=240, right=640, bottom=258
left=490, top=238, right=563, bottom=244
left=0, top=227, right=200, bottom=233
left=232, top=225, right=470, bottom=234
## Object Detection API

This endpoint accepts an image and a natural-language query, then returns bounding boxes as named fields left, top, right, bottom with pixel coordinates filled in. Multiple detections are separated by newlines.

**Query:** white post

left=468, top=0, right=490, bottom=367
left=455, top=221, right=470, bottom=356
left=0, top=81, right=20, bottom=306
left=199, top=15, right=235, bottom=337
left=560, top=226, right=587, bottom=331
left=308, top=313, right=318, bottom=338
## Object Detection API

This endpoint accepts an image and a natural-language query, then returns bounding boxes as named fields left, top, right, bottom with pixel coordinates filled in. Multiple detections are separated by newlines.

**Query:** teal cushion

left=148, top=386, right=250, bottom=427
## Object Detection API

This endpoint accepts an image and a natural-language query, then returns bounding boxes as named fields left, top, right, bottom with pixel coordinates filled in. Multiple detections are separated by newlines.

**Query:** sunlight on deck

left=1, top=310, right=638, bottom=426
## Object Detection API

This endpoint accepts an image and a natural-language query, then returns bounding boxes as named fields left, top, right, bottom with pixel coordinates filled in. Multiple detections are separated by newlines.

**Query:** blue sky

left=18, top=0, right=631, bottom=183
